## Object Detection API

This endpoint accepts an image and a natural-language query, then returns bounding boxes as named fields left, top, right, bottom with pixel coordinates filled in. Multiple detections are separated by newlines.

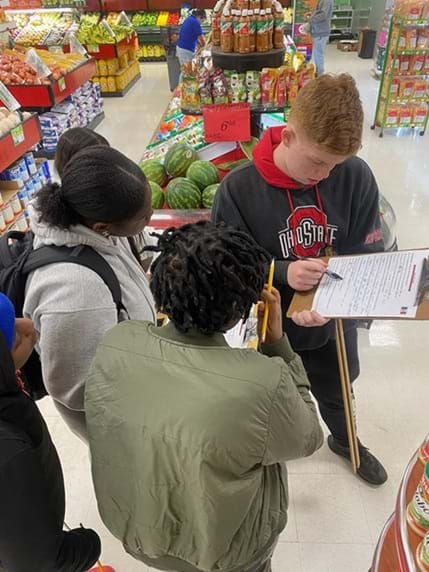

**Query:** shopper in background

left=213, top=74, right=388, bottom=486
left=24, top=146, right=156, bottom=442
left=0, top=293, right=101, bottom=572
left=305, top=0, right=333, bottom=75
left=54, top=127, right=155, bottom=270
left=176, top=9, right=206, bottom=68
left=85, top=221, right=323, bottom=572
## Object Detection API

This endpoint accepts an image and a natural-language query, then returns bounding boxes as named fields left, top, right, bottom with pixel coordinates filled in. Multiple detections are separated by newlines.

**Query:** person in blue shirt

left=176, top=9, right=206, bottom=68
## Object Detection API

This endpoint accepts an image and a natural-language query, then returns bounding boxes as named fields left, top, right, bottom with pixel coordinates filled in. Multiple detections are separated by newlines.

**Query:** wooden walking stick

left=335, top=319, right=360, bottom=473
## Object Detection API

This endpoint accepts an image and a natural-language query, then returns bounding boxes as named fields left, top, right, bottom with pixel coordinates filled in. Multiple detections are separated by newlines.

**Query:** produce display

left=131, top=12, right=159, bottom=27
left=0, top=49, right=86, bottom=85
left=92, top=59, right=140, bottom=94
left=138, top=45, right=166, bottom=60
left=212, top=0, right=285, bottom=54
left=9, top=10, right=78, bottom=46
left=140, top=144, right=222, bottom=211
left=181, top=52, right=315, bottom=112
left=0, top=107, right=32, bottom=137
left=77, top=13, right=134, bottom=45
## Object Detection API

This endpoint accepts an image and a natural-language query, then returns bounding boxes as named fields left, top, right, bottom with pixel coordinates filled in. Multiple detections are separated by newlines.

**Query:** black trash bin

left=161, top=26, right=181, bottom=91
left=358, top=29, right=377, bottom=59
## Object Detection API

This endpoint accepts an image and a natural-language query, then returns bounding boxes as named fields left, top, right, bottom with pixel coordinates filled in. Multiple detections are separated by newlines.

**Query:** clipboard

left=287, top=250, right=429, bottom=320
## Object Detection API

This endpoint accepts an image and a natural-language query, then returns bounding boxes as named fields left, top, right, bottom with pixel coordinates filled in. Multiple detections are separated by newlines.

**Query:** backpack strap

left=23, top=244, right=126, bottom=315
left=0, top=231, right=27, bottom=268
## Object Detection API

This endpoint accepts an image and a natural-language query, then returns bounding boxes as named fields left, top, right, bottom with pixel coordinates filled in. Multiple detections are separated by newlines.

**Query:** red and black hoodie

left=212, top=126, right=384, bottom=351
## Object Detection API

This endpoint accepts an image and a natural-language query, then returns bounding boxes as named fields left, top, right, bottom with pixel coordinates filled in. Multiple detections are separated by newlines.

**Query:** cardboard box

left=337, top=40, right=359, bottom=52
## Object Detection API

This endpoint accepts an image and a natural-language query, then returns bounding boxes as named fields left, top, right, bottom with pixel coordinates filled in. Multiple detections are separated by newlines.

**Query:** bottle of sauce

left=212, top=2, right=222, bottom=46
left=256, top=9, right=268, bottom=52
left=239, top=9, right=250, bottom=53
left=233, top=9, right=241, bottom=52
left=273, top=2, right=284, bottom=49
left=266, top=6, right=273, bottom=50
left=220, top=9, right=233, bottom=53
left=248, top=9, right=256, bottom=52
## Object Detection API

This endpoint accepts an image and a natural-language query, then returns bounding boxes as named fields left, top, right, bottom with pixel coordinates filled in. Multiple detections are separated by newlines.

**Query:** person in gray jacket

left=24, top=146, right=156, bottom=442
left=305, top=0, right=333, bottom=75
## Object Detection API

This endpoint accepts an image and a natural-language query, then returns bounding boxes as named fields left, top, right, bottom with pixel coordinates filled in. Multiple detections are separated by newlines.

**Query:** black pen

left=325, top=269, right=343, bottom=281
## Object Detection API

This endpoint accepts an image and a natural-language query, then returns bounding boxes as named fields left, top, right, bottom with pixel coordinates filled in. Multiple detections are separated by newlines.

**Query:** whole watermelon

left=164, top=143, right=198, bottom=178
left=149, top=180, right=165, bottom=209
left=202, top=183, right=220, bottom=209
left=166, top=178, right=201, bottom=209
left=140, top=159, right=167, bottom=187
left=186, top=160, right=219, bottom=190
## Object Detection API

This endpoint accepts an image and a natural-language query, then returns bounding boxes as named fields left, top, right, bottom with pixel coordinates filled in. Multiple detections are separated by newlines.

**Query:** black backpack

left=0, top=230, right=125, bottom=400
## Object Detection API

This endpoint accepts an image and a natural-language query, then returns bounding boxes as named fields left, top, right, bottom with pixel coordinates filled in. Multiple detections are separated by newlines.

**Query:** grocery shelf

left=100, top=71, right=141, bottom=97
left=0, top=114, right=42, bottom=173
left=84, top=34, right=138, bottom=59
left=33, top=111, right=105, bottom=159
left=5, top=58, right=97, bottom=109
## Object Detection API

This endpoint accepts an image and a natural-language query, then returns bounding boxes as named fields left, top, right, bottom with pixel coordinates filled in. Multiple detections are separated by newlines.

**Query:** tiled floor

left=38, top=46, right=429, bottom=571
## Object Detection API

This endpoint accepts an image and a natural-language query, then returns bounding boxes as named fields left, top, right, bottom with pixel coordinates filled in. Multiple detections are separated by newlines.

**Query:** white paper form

left=312, top=250, right=429, bottom=319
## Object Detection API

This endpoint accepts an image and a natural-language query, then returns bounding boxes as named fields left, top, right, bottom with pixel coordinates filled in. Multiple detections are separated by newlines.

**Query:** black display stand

left=211, top=46, right=286, bottom=72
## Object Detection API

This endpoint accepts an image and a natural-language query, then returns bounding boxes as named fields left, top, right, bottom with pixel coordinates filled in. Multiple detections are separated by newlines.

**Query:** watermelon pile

left=140, top=143, right=221, bottom=210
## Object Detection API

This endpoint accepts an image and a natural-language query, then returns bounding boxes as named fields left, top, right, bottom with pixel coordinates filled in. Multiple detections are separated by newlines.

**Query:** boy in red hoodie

left=212, top=73, right=387, bottom=486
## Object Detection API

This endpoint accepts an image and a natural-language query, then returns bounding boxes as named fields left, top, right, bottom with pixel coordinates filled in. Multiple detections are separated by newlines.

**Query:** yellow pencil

left=261, top=259, right=275, bottom=344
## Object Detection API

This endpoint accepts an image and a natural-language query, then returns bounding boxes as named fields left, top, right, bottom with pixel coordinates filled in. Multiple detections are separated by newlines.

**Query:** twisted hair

left=147, top=221, right=270, bottom=334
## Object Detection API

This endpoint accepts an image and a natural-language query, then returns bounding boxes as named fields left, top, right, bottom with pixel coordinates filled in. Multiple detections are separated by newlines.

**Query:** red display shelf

left=149, top=209, right=211, bottom=230
left=85, top=34, right=138, bottom=59
left=371, top=436, right=429, bottom=572
left=4, top=59, right=97, bottom=109
left=0, top=114, right=41, bottom=173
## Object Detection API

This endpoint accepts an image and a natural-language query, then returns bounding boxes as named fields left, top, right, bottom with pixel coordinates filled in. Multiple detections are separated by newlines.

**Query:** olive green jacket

left=85, top=321, right=323, bottom=572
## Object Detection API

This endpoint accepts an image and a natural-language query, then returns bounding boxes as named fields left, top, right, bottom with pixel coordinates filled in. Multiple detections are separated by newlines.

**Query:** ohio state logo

left=278, top=206, right=338, bottom=258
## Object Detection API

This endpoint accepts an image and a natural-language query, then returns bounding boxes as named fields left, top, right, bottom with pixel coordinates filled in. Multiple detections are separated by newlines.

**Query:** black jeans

left=297, top=327, right=360, bottom=448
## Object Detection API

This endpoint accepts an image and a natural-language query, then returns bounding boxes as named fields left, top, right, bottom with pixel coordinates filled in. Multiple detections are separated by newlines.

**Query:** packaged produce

left=261, top=67, right=277, bottom=106
left=245, top=70, right=261, bottom=106
left=411, top=54, right=425, bottom=72
left=107, top=76, right=116, bottom=92
left=399, top=78, right=415, bottom=97
left=405, top=28, right=418, bottom=50
left=107, top=58, right=119, bottom=74
left=211, top=68, right=229, bottom=104
left=287, top=71, right=299, bottom=105
left=225, top=71, right=247, bottom=102
left=413, top=105, right=428, bottom=124
left=400, top=54, right=410, bottom=73
left=414, top=80, right=428, bottom=98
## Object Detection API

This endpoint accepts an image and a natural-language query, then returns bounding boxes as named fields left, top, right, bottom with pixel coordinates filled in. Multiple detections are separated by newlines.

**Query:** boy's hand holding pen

left=287, top=256, right=343, bottom=291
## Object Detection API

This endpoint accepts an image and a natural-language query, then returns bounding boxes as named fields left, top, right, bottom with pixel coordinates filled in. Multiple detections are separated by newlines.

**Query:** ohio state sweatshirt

left=212, top=126, right=384, bottom=351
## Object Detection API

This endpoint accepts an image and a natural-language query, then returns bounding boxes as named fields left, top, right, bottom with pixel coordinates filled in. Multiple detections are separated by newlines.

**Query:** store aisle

left=37, top=50, right=429, bottom=572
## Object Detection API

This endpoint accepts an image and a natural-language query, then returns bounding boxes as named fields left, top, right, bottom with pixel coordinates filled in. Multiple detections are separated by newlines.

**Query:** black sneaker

left=327, top=435, right=388, bottom=486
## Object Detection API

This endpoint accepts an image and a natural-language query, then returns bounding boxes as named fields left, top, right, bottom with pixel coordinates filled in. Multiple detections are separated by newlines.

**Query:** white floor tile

left=35, top=46, right=429, bottom=572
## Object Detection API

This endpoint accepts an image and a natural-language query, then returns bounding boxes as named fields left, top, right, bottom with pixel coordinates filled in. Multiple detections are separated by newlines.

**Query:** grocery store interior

left=1, top=0, right=429, bottom=571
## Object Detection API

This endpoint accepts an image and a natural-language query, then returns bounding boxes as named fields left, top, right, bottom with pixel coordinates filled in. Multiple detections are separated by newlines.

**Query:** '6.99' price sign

left=203, top=103, right=251, bottom=143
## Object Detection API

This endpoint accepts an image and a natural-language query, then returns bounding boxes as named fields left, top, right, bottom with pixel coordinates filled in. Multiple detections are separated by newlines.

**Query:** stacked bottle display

left=212, top=0, right=285, bottom=54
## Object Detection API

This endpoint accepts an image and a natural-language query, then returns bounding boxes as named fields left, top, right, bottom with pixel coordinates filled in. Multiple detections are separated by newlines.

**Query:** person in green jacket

left=85, top=221, right=323, bottom=572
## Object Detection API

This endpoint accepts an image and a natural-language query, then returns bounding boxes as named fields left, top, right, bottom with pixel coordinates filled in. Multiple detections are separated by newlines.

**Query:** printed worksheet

left=312, top=250, right=429, bottom=319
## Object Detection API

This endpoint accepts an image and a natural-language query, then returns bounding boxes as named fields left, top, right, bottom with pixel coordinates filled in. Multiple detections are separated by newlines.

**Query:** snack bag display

left=390, top=78, right=400, bottom=97
left=405, top=28, right=418, bottom=50
left=287, top=70, right=299, bottom=105
left=413, top=105, right=427, bottom=124
left=211, top=68, right=229, bottom=104
left=385, top=105, right=400, bottom=125
left=399, top=105, right=413, bottom=126
left=245, top=70, right=261, bottom=106
left=181, top=72, right=201, bottom=111
left=275, top=66, right=288, bottom=107
left=410, top=54, right=425, bottom=72
left=198, top=67, right=213, bottom=105
left=400, top=55, right=410, bottom=73
left=425, top=54, right=429, bottom=73
left=399, top=78, right=415, bottom=98
left=261, top=67, right=277, bottom=106
left=417, top=30, right=429, bottom=50
left=414, top=80, right=428, bottom=98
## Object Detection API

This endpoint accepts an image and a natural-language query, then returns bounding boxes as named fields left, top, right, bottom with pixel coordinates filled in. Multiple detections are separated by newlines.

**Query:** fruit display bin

left=4, top=58, right=97, bottom=109
left=84, top=34, right=139, bottom=59
left=371, top=435, right=429, bottom=571
left=0, top=114, right=42, bottom=173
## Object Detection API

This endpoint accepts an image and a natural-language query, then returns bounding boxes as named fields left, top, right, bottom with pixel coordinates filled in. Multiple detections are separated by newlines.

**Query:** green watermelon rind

left=186, top=160, right=220, bottom=191
left=140, top=159, right=168, bottom=187
left=166, top=177, right=202, bottom=209
left=149, top=180, right=165, bottom=209
left=202, top=184, right=220, bottom=209
left=164, top=144, right=198, bottom=178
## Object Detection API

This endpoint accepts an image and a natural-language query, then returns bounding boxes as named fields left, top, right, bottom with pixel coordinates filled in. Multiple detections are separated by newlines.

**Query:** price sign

left=203, top=103, right=251, bottom=142
left=11, top=124, right=24, bottom=147
left=0, top=81, right=20, bottom=112
left=58, top=77, right=66, bottom=92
